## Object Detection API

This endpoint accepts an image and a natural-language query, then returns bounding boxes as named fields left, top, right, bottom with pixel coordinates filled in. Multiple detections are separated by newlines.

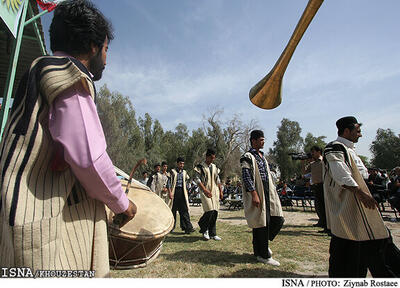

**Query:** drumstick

left=113, top=158, right=147, bottom=226
left=125, top=158, right=147, bottom=193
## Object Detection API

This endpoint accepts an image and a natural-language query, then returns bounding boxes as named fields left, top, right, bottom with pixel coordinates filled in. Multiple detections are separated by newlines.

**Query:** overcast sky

left=40, top=0, right=400, bottom=160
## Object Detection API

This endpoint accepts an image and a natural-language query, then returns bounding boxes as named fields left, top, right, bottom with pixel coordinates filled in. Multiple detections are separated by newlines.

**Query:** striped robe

left=240, top=152, right=283, bottom=229
left=0, top=56, right=109, bottom=276
left=160, top=172, right=171, bottom=206
left=169, top=169, right=190, bottom=209
left=194, top=162, right=220, bottom=212
left=150, top=172, right=170, bottom=205
left=150, top=172, right=164, bottom=197
left=323, top=141, right=388, bottom=241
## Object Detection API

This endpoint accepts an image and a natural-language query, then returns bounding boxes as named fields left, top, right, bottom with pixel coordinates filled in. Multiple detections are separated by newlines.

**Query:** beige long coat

left=150, top=172, right=164, bottom=197
left=160, top=172, right=171, bottom=205
left=0, top=56, right=109, bottom=277
left=194, top=162, right=220, bottom=212
left=170, top=169, right=190, bottom=209
left=323, top=141, right=388, bottom=241
left=240, top=152, right=283, bottom=229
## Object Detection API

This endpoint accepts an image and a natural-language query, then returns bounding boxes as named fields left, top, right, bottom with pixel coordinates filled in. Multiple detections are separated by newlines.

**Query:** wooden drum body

left=106, top=180, right=174, bottom=269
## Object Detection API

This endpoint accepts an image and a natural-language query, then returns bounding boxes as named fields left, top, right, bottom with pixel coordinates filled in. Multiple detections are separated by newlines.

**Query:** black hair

left=206, top=148, right=216, bottom=157
left=176, top=157, right=185, bottom=163
left=338, top=123, right=362, bottom=136
left=50, top=0, right=114, bottom=55
left=161, top=161, right=168, bottom=166
left=310, top=145, right=322, bottom=153
left=154, top=163, right=161, bottom=168
left=336, top=117, right=362, bottom=136
left=142, top=171, right=148, bottom=175
left=250, top=130, right=264, bottom=144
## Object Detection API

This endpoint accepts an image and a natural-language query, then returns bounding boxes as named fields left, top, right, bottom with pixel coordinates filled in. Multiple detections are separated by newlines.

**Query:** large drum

left=106, top=179, right=174, bottom=269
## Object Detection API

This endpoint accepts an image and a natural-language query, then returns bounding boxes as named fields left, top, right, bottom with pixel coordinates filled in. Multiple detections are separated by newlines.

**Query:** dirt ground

left=189, top=204, right=400, bottom=248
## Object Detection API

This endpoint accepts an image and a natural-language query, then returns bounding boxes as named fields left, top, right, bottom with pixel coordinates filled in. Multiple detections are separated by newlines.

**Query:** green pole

left=0, top=0, right=29, bottom=138
left=27, top=4, right=48, bottom=55
left=24, top=9, right=48, bottom=27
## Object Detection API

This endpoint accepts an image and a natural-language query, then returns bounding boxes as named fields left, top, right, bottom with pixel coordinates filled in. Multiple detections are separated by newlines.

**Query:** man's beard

left=89, top=50, right=105, bottom=81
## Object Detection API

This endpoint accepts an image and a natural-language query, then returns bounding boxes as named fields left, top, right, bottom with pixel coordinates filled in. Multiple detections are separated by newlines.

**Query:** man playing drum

left=0, top=0, right=136, bottom=277
left=170, top=157, right=195, bottom=234
left=194, top=149, right=223, bottom=241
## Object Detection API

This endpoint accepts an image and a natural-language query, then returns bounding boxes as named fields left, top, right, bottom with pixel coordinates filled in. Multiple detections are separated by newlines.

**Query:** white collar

left=336, top=136, right=355, bottom=149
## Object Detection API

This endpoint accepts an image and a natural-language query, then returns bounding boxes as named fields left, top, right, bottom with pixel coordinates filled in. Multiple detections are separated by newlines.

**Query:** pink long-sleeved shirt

left=48, top=54, right=129, bottom=214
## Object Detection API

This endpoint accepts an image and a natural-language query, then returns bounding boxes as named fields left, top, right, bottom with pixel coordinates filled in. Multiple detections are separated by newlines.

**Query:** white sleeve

left=326, top=154, right=358, bottom=187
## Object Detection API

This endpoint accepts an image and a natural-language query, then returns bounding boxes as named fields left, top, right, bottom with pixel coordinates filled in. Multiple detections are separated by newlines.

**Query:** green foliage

left=184, top=128, right=208, bottom=171
left=97, top=85, right=144, bottom=172
left=96, top=85, right=256, bottom=179
left=138, top=113, right=165, bottom=167
left=270, top=118, right=304, bottom=181
left=97, top=85, right=331, bottom=183
left=358, top=155, right=370, bottom=167
left=304, top=133, right=327, bottom=153
left=370, top=128, right=400, bottom=169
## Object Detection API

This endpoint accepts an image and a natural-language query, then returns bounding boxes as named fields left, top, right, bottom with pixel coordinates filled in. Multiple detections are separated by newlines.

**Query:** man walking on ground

left=304, top=146, right=329, bottom=234
left=147, top=163, right=162, bottom=196
left=240, top=130, right=284, bottom=266
left=195, top=149, right=223, bottom=241
left=170, top=157, right=195, bottom=234
left=160, top=161, right=171, bottom=205
left=323, top=116, right=392, bottom=277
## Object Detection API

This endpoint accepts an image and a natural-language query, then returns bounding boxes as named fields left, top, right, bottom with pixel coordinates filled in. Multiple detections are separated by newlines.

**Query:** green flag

left=0, top=0, right=27, bottom=38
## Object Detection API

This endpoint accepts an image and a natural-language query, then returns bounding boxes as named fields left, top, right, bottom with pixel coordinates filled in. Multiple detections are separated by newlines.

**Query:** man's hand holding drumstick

left=115, top=158, right=147, bottom=228
left=119, top=200, right=137, bottom=228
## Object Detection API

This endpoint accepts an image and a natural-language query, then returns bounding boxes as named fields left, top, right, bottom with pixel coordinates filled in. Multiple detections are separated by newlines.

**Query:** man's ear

left=342, top=127, right=351, bottom=137
left=90, top=42, right=99, bottom=57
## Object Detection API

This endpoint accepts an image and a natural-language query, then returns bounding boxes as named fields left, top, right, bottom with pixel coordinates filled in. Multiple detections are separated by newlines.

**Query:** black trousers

left=252, top=181, right=284, bottom=259
left=198, top=210, right=218, bottom=237
left=253, top=216, right=285, bottom=258
left=171, top=187, right=193, bottom=232
left=312, top=183, right=327, bottom=228
left=329, top=235, right=393, bottom=278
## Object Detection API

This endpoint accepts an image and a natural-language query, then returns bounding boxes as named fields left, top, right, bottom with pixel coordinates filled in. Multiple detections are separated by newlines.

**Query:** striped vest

left=323, top=141, right=388, bottom=241
left=194, top=162, right=220, bottom=212
left=240, top=152, right=283, bottom=229
left=170, top=169, right=189, bottom=209
left=0, top=56, right=109, bottom=276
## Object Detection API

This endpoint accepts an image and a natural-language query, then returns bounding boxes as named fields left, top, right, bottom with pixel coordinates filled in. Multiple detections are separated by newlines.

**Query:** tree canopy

left=304, top=133, right=327, bottom=153
left=96, top=86, right=257, bottom=180
left=269, top=118, right=304, bottom=181
left=97, top=85, right=398, bottom=183
left=370, top=128, right=400, bottom=170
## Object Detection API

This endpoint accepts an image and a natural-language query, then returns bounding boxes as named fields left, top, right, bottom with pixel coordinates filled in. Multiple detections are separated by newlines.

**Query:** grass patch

left=110, top=209, right=330, bottom=278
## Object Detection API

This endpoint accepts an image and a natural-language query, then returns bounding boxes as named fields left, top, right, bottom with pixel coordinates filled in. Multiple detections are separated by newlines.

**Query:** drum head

left=107, top=179, right=174, bottom=241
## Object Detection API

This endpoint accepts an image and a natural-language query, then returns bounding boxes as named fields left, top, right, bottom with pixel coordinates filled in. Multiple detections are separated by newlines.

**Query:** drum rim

left=107, top=180, right=174, bottom=239
left=108, top=219, right=174, bottom=240
left=109, top=237, right=164, bottom=270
